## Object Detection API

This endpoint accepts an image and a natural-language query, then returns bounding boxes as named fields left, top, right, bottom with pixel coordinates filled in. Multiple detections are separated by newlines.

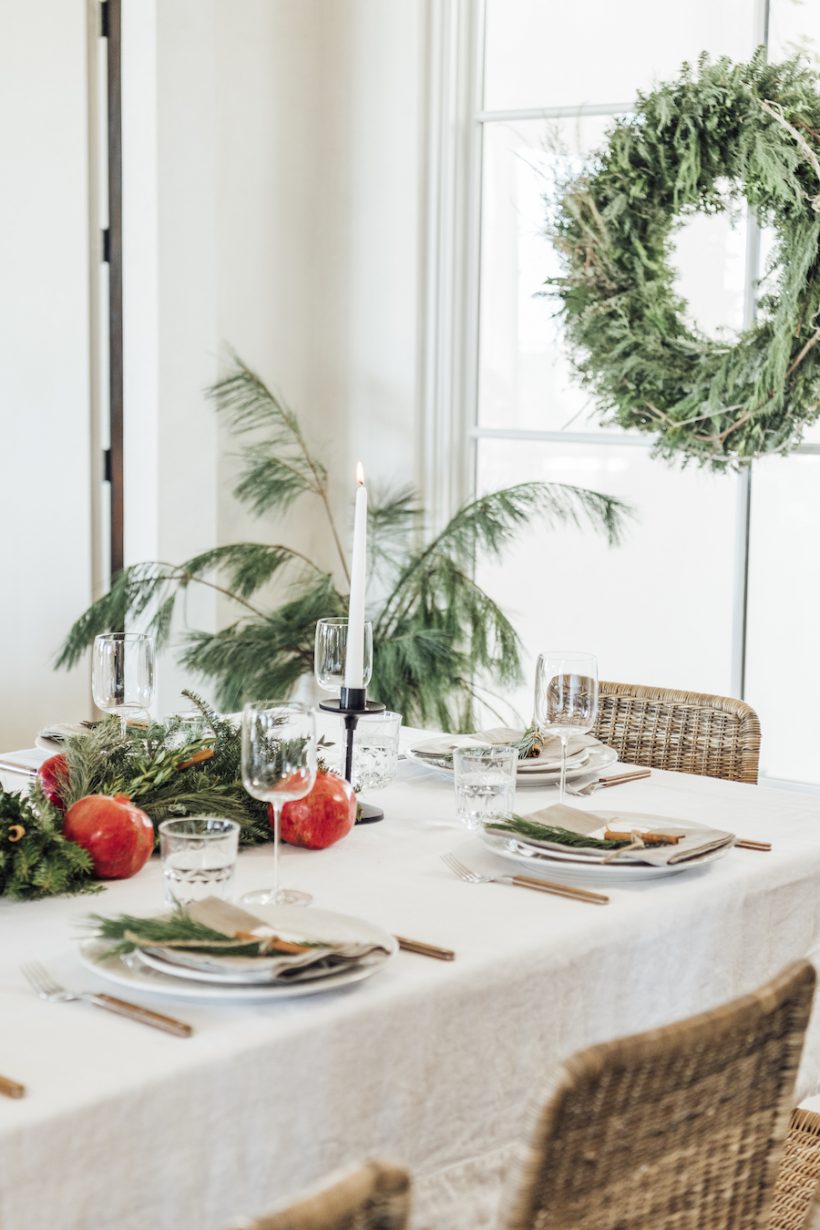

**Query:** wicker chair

left=503, top=960, right=815, bottom=1230
left=592, top=680, right=761, bottom=783
left=771, top=1109, right=820, bottom=1230
left=234, top=1160, right=410, bottom=1230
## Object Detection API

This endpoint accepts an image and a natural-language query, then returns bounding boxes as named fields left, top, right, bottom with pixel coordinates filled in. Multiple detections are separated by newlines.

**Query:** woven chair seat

left=593, top=681, right=761, bottom=784
left=235, top=1160, right=410, bottom=1230
left=770, top=1109, right=820, bottom=1230
left=503, top=961, right=815, bottom=1230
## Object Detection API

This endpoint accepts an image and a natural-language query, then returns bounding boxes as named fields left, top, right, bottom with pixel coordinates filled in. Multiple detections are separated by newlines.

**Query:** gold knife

left=86, top=993, right=193, bottom=1037
left=0, top=1075, right=25, bottom=1099
left=394, top=936, right=456, bottom=961
left=509, top=874, right=610, bottom=905
left=596, top=769, right=652, bottom=788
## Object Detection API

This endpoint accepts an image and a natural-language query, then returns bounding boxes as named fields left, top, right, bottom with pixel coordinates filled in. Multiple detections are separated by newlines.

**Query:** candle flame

left=356, top=461, right=365, bottom=486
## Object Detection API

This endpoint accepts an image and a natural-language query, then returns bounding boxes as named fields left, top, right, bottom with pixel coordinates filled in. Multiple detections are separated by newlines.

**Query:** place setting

left=439, top=650, right=748, bottom=899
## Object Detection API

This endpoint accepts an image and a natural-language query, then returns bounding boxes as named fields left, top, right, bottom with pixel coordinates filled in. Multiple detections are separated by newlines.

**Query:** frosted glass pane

left=475, top=441, right=739, bottom=726
left=484, top=0, right=755, bottom=111
left=769, top=0, right=820, bottom=64
left=478, top=120, right=747, bottom=432
left=746, top=455, right=820, bottom=786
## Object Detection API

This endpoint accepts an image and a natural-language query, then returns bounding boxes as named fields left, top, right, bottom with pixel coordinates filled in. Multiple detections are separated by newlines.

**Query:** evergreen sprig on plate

left=489, top=815, right=621, bottom=849
left=56, top=355, right=631, bottom=730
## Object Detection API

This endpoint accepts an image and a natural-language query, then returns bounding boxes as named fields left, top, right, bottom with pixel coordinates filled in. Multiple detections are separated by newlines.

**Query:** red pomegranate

left=38, top=753, right=69, bottom=811
left=63, top=794, right=154, bottom=879
left=275, top=771, right=356, bottom=850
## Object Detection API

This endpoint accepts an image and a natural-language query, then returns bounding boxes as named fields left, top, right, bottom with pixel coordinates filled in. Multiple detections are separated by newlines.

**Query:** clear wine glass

left=314, top=617, right=373, bottom=692
left=240, top=700, right=317, bottom=907
left=92, top=633, right=155, bottom=737
left=534, top=651, right=599, bottom=803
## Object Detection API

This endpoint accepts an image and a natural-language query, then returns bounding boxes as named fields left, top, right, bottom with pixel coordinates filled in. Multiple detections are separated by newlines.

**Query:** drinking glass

left=241, top=701, right=317, bottom=906
left=350, top=710, right=402, bottom=790
left=159, top=817, right=240, bottom=906
left=314, top=617, right=373, bottom=691
left=453, top=744, right=517, bottom=831
left=534, top=651, right=599, bottom=802
left=92, top=632, right=155, bottom=737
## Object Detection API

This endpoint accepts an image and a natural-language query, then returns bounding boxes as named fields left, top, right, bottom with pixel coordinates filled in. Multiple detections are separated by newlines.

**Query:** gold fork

left=441, top=851, right=609, bottom=905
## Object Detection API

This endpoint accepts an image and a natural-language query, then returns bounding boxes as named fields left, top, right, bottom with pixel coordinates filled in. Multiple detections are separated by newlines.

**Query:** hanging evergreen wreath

left=550, top=52, right=820, bottom=469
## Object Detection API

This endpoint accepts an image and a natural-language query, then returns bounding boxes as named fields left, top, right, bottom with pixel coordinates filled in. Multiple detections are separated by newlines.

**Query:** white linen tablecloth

left=3, top=732, right=820, bottom=1230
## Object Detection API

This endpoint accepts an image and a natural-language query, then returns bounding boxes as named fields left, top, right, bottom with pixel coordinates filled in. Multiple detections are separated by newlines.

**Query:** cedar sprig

left=489, top=815, right=622, bottom=849
left=0, top=788, right=98, bottom=900
left=56, top=358, right=631, bottom=731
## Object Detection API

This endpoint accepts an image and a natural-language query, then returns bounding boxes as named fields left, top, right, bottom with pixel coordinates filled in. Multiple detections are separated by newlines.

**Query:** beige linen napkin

left=412, top=729, right=593, bottom=760
left=138, top=898, right=390, bottom=983
left=488, top=804, right=735, bottom=866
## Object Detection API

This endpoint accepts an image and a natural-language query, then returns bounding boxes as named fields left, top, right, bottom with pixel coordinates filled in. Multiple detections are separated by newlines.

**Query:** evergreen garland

left=0, top=787, right=97, bottom=900
left=549, top=52, right=820, bottom=468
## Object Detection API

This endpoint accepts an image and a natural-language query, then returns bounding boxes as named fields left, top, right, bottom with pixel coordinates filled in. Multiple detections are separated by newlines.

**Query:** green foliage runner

left=58, top=356, right=631, bottom=730
left=0, top=695, right=272, bottom=900
left=550, top=52, right=820, bottom=468
left=0, top=788, right=96, bottom=900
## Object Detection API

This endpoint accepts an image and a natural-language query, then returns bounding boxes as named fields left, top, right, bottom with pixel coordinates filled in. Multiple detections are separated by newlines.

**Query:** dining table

left=2, top=721, right=820, bottom=1230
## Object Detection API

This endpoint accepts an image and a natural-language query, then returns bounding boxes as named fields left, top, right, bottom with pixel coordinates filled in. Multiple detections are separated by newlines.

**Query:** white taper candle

left=344, top=463, right=367, bottom=688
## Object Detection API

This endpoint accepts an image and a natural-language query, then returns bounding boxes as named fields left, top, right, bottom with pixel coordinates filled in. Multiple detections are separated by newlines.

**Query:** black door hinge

left=100, top=1, right=109, bottom=38
left=103, top=448, right=112, bottom=483
left=102, top=228, right=110, bottom=263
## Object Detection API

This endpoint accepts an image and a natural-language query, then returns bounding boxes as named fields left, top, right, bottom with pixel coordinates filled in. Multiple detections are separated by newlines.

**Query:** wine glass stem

left=558, top=735, right=568, bottom=803
left=272, top=801, right=282, bottom=902
left=119, top=714, right=128, bottom=741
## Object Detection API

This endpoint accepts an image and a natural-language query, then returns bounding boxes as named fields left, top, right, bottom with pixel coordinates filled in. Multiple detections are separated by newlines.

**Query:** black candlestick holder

left=319, top=687, right=386, bottom=823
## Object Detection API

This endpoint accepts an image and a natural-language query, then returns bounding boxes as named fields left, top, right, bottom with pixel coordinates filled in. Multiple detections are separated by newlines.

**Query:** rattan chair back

left=593, top=680, right=761, bottom=783
left=504, top=960, right=815, bottom=1230
left=237, top=1160, right=410, bottom=1230
left=770, top=1109, right=820, bottom=1230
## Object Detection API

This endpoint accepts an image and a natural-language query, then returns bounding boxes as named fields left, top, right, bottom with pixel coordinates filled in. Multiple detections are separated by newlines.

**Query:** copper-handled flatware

left=21, top=962, right=193, bottom=1038
left=734, top=839, right=772, bottom=852
left=567, top=768, right=651, bottom=797
left=395, top=936, right=456, bottom=961
left=597, top=769, right=652, bottom=788
left=441, top=852, right=610, bottom=905
left=0, top=760, right=38, bottom=778
left=0, top=1075, right=25, bottom=1099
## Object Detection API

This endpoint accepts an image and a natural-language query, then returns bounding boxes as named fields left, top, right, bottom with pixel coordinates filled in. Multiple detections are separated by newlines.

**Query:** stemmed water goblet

left=240, top=700, right=317, bottom=907
left=534, top=651, right=599, bottom=803
left=91, top=632, right=155, bottom=737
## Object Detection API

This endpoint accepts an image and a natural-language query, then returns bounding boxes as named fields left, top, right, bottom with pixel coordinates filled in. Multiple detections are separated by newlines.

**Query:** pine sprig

left=0, top=789, right=98, bottom=900
left=490, top=815, right=621, bottom=849
left=60, top=712, right=270, bottom=844
left=85, top=910, right=259, bottom=955
left=57, top=359, right=631, bottom=729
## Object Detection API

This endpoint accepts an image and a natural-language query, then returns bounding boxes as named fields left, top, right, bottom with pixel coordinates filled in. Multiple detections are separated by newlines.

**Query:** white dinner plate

left=406, top=742, right=618, bottom=785
left=478, top=829, right=733, bottom=883
left=79, top=904, right=397, bottom=1001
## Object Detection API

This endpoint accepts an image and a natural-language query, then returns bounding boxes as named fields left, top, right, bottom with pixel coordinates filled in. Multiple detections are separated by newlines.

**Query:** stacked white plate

left=479, top=817, right=734, bottom=884
left=406, top=737, right=618, bottom=785
left=80, top=904, right=397, bottom=1002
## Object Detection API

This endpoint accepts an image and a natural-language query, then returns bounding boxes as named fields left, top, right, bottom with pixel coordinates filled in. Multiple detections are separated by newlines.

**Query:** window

left=449, top=0, right=820, bottom=786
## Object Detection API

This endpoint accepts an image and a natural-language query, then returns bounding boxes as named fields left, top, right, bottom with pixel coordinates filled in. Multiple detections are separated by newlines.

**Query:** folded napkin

left=412, top=729, right=594, bottom=762
left=38, top=721, right=94, bottom=744
left=136, top=898, right=390, bottom=984
left=486, top=803, right=735, bottom=866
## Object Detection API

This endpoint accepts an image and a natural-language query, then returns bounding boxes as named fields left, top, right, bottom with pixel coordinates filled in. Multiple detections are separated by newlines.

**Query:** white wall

left=0, top=0, right=94, bottom=747
left=122, top=0, right=427, bottom=710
